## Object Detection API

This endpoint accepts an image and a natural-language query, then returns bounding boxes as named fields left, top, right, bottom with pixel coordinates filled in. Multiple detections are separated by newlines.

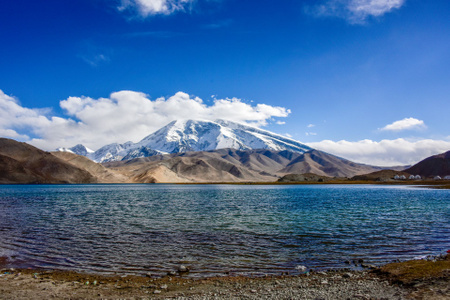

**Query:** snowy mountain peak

left=56, top=144, right=94, bottom=156
left=61, top=119, right=312, bottom=163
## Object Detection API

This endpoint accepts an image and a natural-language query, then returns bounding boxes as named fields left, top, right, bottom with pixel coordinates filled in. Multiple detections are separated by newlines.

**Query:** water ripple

left=0, top=184, right=448, bottom=277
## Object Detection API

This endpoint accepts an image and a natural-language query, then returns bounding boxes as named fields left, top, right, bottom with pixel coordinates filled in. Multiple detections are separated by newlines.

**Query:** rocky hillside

left=277, top=150, right=382, bottom=178
left=105, top=148, right=383, bottom=183
left=404, top=150, right=450, bottom=177
left=51, top=152, right=130, bottom=183
left=0, top=138, right=97, bottom=184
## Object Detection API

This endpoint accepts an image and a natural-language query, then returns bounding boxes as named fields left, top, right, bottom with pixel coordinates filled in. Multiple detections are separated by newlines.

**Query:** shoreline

left=1, top=255, right=448, bottom=299
left=1, top=181, right=450, bottom=189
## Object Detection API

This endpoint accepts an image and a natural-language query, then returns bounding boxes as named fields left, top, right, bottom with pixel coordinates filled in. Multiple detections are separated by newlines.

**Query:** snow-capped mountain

left=58, top=119, right=312, bottom=163
left=56, top=144, right=94, bottom=156
left=136, top=119, right=311, bottom=154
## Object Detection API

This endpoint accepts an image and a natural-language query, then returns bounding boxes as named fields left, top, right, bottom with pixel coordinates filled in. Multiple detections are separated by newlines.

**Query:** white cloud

left=0, top=89, right=290, bottom=151
left=119, top=0, right=194, bottom=16
left=380, top=117, right=426, bottom=132
left=0, top=90, right=52, bottom=133
left=276, top=121, right=286, bottom=125
left=311, top=0, right=405, bottom=23
left=0, top=129, right=29, bottom=140
left=308, top=138, right=450, bottom=166
left=307, top=124, right=315, bottom=128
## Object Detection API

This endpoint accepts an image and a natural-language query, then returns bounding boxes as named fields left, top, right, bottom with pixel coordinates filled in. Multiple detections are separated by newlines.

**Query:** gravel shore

left=1, top=255, right=449, bottom=299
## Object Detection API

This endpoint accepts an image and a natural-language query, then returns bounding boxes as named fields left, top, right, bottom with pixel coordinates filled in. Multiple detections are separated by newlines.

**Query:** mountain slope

left=278, top=149, right=382, bottom=177
left=62, top=119, right=313, bottom=163
left=104, top=148, right=382, bottom=182
left=404, top=150, right=450, bottom=177
left=104, top=149, right=282, bottom=183
left=137, top=119, right=312, bottom=154
left=0, top=138, right=97, bottom=184
left=51, top=152, right=130, bottom=183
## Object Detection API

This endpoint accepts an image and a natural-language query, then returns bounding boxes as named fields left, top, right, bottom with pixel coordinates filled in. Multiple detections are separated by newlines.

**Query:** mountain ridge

left=104, top=148, right=384, bottom=182
left=58, top=119, right=312, bottom=163
left=0, top=138, right=97, bottom=184
left=404, top=150, right=450, bottom=177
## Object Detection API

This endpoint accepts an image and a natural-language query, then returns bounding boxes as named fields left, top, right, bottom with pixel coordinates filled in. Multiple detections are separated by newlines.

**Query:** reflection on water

left=0, top=184, right=448, bottom=277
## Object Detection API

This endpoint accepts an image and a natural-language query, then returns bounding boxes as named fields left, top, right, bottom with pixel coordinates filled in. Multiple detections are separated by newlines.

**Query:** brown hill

left=105, top=151, right=280, bottom=183
left=105, top=148, right=383, bottom=183
left=278, top=173, right=333, bottom=183
left=404, top=150, right=450, bottom=177
left=51, top=152, right=130, bottom=183
left=0, top=138, right=96, bottom=184
left=277, top=150, right=381, bottom=178
left=351, top=169, right=411, bottom=182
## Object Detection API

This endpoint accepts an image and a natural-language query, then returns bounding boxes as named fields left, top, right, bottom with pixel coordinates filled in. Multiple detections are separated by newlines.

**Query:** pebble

left=342, top=273, right=353, bottom=278
left=295, top=265, right=307, bottom=272
left=178, top=265, right=189, bottom=272
left=161, top=284, right=168, bottom=290
left=154, top=289, right=161, bottom=294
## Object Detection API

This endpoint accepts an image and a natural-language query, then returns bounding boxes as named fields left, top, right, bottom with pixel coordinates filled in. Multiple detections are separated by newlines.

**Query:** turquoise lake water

left=0, top=184, right=448, bottom=277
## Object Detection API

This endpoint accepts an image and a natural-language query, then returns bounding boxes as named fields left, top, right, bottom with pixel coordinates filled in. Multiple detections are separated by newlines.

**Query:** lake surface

left=0, top=184, right=448, bottom=277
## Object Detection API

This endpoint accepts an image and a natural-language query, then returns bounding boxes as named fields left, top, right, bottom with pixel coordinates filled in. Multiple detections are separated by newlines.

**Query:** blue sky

left=1, top=0, right=449, bottom=166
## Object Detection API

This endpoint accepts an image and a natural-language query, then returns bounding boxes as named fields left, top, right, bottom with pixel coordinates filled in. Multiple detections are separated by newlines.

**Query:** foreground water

left=0, top=184, right=448, bottom=277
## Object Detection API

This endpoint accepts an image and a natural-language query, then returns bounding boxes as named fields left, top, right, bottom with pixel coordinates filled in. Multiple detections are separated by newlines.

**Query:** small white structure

left=415, top=175, right=421, bottom=180
left=394, top=175, right=400, bottom=180
left=444, top=175, right=450, bottom=180
left=434, top=176, right=442, bottom=180
left=400, top=175, right=406, bottom=180
left=409, top=175, right=415, bottom=180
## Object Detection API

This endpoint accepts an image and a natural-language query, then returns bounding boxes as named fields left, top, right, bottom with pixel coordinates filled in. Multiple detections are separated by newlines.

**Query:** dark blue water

left=0, top=184, right=448, bottom=277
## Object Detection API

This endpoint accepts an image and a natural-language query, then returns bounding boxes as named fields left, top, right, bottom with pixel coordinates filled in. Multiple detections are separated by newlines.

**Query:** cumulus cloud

left=119, top=0, right=194, bottom=16
left=307, top=138, right=450, bottom=166
left=310, top=0, right=405, bottom=23
left=380, top=117, right=426, bottom=132
left=0, top=89, right=290, bottom=151
left=0, top=90, right=52, bottom=135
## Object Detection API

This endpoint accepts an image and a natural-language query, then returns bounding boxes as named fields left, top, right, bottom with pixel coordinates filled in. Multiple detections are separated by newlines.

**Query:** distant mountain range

left=1, top=119, right=449, bottom=184
left=57, top=119, right=312, bottom=163
left=103, top=148, right=384, bottom=183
